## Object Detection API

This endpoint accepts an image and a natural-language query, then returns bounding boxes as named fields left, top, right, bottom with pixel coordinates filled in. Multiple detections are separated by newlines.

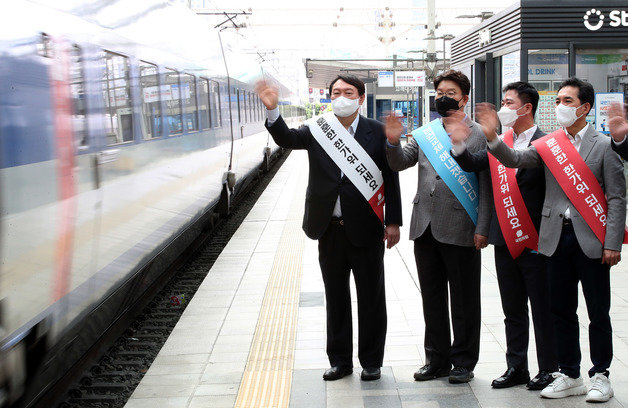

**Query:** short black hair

left=502, top=81, right=540, bottom=115
left=434, top=70, right=471, bottom=96
left=558, top=77, right=595, bottom=109
left=329, top=75, right=365, bottom=96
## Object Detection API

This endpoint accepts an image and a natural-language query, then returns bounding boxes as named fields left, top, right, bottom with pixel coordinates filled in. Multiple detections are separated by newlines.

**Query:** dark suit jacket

left=611, top=138, right=628, bottom=161
left=266, top=115, right=402, bottom=247
left=453, top=127, right=546, bottom=246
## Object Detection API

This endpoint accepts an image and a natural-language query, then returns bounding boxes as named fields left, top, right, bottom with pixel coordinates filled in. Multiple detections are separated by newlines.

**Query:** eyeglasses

left=435, top=91, right=458, bottom=98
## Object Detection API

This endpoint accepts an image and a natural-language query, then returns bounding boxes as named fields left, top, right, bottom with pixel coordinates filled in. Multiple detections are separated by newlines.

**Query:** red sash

left=533, top=129, right=627, bottom=245
left=488, top=130, right=539, bottom=258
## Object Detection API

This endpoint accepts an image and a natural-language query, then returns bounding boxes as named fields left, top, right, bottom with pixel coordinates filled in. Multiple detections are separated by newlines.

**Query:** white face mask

left=331, top=96, right=360, bottom=117
left=555, top=103, right=585, bottom=128
left=497, top=105, right=526, bottom=128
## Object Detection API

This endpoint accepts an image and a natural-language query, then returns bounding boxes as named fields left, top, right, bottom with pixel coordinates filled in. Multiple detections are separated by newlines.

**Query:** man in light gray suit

left=477, top=78, right=625, bottom=403
left=385, top=70, right=491, bottom=384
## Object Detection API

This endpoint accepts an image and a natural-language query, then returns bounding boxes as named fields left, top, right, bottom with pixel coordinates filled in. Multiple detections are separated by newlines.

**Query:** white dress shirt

left=265, top=107, right=359, bottom=217
left=562, top=124, right=587, bottom=219
left=513, top=125, right=538, bottom=151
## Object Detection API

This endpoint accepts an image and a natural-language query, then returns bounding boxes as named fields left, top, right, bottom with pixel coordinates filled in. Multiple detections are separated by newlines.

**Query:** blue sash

left=412, top=119, right=479, bottom=224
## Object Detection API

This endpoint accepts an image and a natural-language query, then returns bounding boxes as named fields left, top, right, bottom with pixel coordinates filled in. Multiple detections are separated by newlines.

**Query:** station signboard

left=378, top=71, right=394, bottom=87
left=394, top=71, right=426, bottom=87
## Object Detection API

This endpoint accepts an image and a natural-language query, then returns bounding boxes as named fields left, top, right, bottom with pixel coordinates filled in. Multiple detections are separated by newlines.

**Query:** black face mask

left=434, top=96, right=462, bottom=117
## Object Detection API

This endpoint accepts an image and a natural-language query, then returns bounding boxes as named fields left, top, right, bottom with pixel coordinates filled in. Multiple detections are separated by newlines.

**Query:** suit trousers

left=494, top=245, right=557, bottom=372
left=318, top=222, right=386, bottom=368
left=414, top=226, right=481, bottom=370
left=546, top=223, right=612, bottom=378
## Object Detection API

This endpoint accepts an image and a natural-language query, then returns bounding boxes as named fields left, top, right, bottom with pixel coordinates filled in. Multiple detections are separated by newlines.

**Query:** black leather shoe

left=527, top=370, right=553, bottom=390
left=414, top=364, right=450, bottom=381
left=360, top=367, right=381, bottom=381
left=323, top=366, right=352, bottom=381
left=491, top=367, right=530, bottom=388
left=449, top=366, right=474, bottom=384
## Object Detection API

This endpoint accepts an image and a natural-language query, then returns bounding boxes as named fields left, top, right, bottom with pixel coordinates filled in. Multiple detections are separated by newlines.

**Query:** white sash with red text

left=488, top=130, right=539, bottom=258
left=533, top=129, right=627, bottom=244
left=306, top=112, right=385, bottom=222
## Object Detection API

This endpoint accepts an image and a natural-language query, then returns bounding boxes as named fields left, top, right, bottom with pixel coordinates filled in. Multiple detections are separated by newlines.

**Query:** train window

left=181, top=73, right=198, bottom=132
left=139, top=61, right=162, bottom=139
left=236, top=89, right=241, bottom=123
left=37, top=33, right=52, bottom=58
left=102, top=51, right=134, bottom=145
left=248, top=92, right=253, bottom=123
left=244, top=91, right=249, bottom=123
left=210, top=80, right=221, bottom=128
left=199, top=78, right=210, bottom=129
left=257, top=95, right=262, bottom=121
left=70, top=45, right=87, bottom=149
left=165, top=68, right=182, bottom=135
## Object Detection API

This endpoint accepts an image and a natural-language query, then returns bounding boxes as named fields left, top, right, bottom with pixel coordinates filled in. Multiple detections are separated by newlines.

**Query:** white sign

left=502, top=52, right=520, bottom=85
left=479, top=28, right=491, bottom=47
left=394, top=71, right=426, bottom=87
left=583, top=8, right=628, bottom=31
left=594, top=92, right=624, bottom=133
left=378, top=71, right=394, bottom=87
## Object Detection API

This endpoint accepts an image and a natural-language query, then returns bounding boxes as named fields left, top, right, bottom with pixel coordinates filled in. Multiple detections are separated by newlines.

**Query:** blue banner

left=412, top=119, right=479, bottom=224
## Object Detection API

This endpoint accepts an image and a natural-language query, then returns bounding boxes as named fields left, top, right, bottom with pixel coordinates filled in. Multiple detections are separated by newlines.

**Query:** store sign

left=378, top=71, right=394, bottom=87
left=583, top=8, right=628, bottom=31
left=394, top=71, right=426, bottom=87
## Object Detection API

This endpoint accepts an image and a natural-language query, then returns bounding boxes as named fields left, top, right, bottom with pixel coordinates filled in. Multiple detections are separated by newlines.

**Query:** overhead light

left=456, top=11, right=494, bottom=21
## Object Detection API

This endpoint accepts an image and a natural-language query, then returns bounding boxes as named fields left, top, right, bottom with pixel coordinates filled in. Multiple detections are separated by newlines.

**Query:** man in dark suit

left=255, top=75, right=402, bottom=382
left=448, top=82, right=557, bottom=391
left=608, top=102, right=628, bottom=160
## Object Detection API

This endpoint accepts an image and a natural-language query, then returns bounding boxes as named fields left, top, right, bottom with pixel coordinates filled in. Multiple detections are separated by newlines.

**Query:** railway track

left=56, top=150, right=290, bottom=408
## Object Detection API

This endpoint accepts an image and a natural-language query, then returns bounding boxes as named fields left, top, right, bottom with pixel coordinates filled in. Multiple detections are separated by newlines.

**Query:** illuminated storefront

left=451, top=0, right=628, bottom=134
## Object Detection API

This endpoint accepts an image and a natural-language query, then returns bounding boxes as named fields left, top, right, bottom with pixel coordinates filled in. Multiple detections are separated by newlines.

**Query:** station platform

left=124, top=149, right=628, bottom=408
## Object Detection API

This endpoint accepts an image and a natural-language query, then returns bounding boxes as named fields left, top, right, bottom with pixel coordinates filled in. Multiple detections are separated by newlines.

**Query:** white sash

left=306, top=112, right=385, bottom=223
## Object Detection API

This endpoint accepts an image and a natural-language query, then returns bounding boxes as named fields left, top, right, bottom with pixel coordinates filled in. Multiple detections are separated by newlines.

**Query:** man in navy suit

left=255, top=75, right=402, bottom=381
left=449, top=82, right=558, bottom=390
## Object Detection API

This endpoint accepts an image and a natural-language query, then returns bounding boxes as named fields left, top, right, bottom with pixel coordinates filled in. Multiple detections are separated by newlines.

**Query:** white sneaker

left=540, top=372, right=587, bottom=399
left=586, top=373, right=614, bottom=402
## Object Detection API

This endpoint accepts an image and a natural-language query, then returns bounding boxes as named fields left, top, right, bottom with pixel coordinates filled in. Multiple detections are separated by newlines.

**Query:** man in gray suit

left=386, top=70, right=491, bottom=384
left=479, top=78, right=625, bottom=402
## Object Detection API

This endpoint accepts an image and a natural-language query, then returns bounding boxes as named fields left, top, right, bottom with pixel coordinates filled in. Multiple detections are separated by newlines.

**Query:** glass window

left=165, top=69, right=182, bottom=135
left=70, top=45, right=87, bottom=149
left=199, top=78, right=210, bottom=129
left=181, top=73, right=198, bottom=132
left=210, top=81, right=221, bottom=128
left=139, top=61, right=162, bottom=139
left=102, top=51, right=134, bottom=145
left=528, top=49, right=568, bottom=133
left=576, top=48, right=628, bottom=133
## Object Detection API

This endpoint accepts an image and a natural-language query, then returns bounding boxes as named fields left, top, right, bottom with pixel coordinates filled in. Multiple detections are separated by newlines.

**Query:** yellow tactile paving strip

left=234, top=170, right=306, bottom=408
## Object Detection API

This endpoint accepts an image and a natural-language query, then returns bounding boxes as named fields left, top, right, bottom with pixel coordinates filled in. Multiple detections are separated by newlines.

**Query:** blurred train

left=0, top=1, right=304, bottom=406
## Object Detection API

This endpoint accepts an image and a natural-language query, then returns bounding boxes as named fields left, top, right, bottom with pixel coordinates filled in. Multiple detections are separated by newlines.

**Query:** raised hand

left=475, top=103, right=499, bottom=141
left=254, top=80, right=279, bottom=110
left=443, top=110, right=470, bottom=144
left=608, top=102, right=628, bottom=143
left=384, top=113, right=404, bottom=146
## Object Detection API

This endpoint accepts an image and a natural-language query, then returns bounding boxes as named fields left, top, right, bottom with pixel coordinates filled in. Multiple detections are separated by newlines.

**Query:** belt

left=330, top=217, right=344, bottom=226
left=562, top=217, right=572, bottom=226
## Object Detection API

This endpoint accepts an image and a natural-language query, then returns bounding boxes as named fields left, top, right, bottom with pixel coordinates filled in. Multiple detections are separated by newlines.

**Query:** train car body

left=0, top=1, right=304, bottom=406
